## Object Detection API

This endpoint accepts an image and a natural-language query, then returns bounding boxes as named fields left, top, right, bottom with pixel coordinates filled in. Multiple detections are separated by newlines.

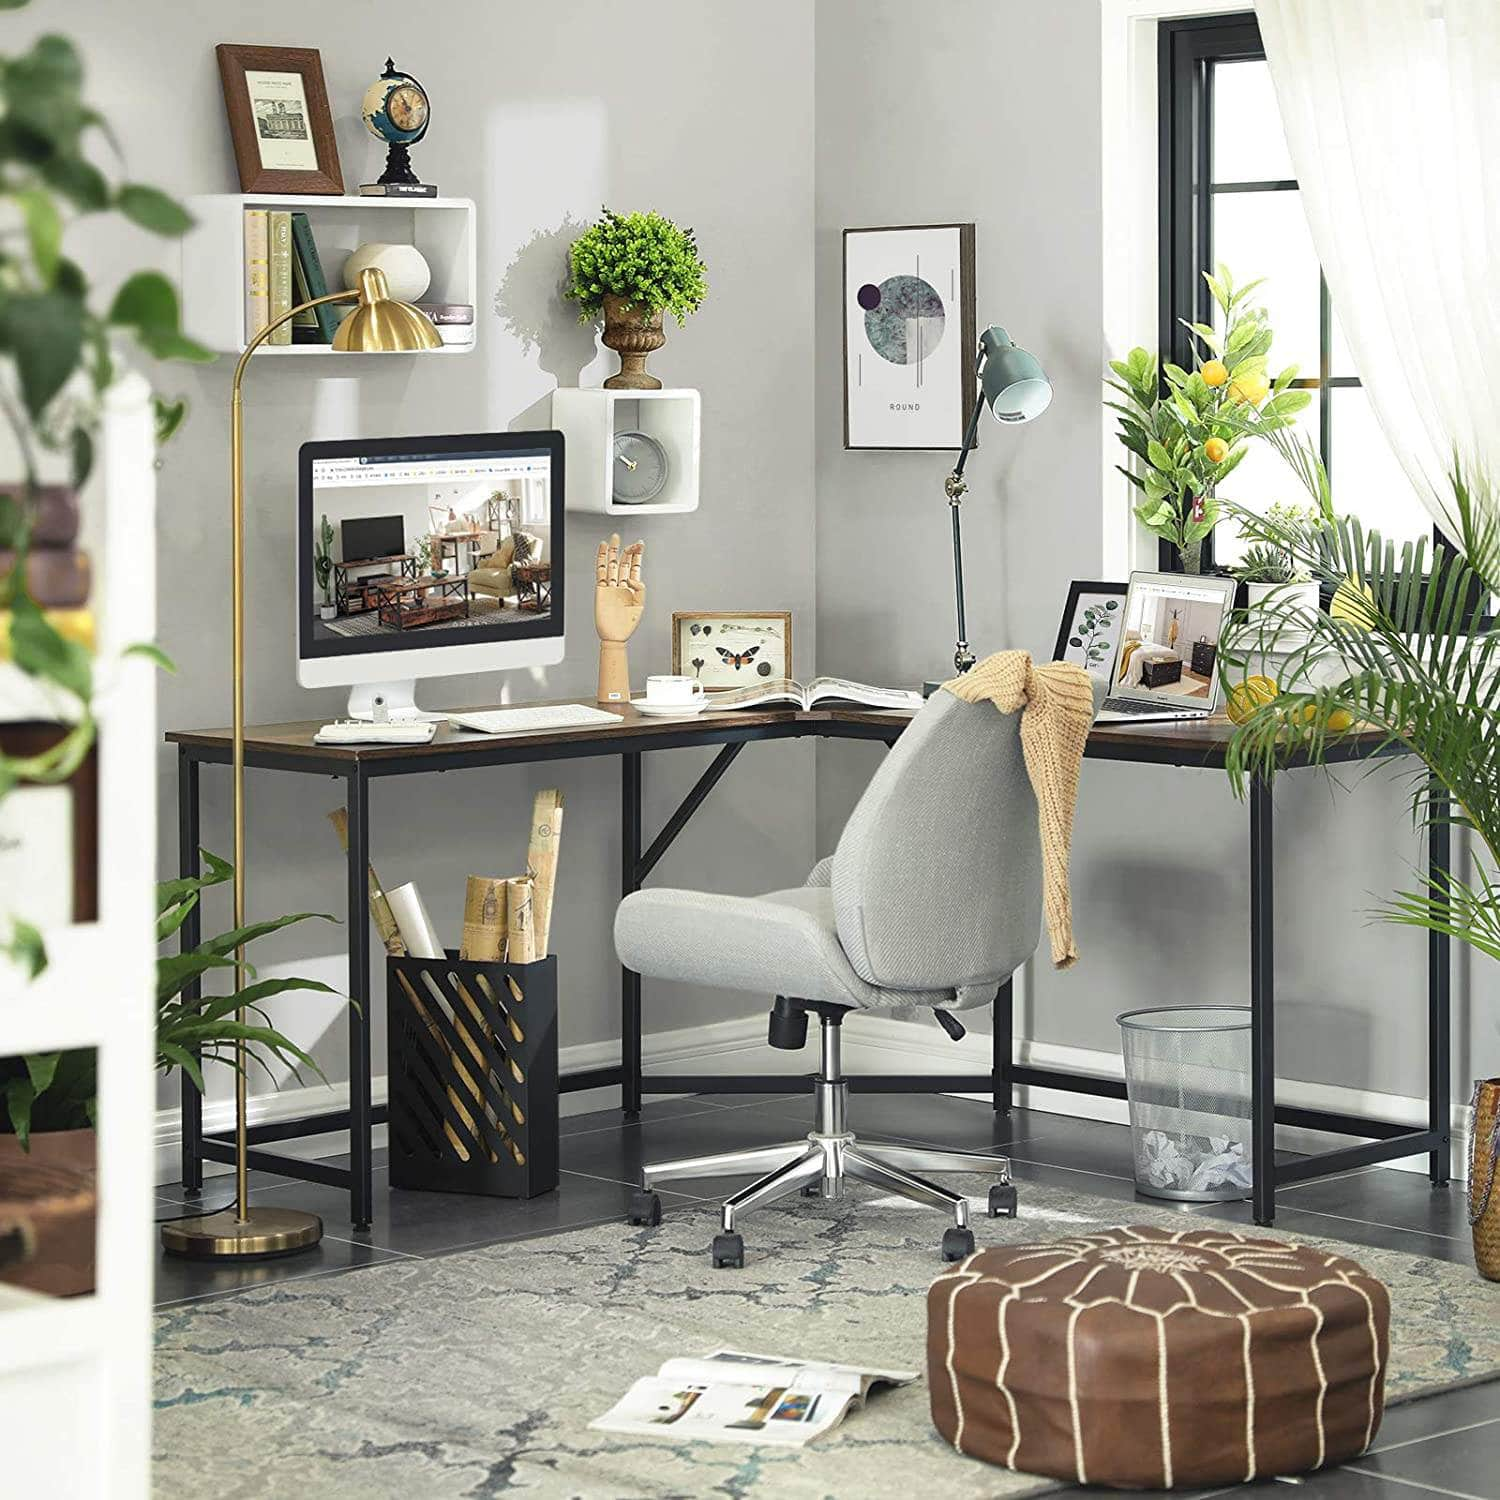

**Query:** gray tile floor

left=155, top=1094, right=1494, bottom=1497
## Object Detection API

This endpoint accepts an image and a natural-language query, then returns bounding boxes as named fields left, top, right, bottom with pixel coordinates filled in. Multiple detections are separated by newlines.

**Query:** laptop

left=1094, top=570, right=1237, bottom=724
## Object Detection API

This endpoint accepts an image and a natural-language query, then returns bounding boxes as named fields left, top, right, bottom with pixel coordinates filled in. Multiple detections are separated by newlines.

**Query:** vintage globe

left=361, top=63, right=429, bottom=145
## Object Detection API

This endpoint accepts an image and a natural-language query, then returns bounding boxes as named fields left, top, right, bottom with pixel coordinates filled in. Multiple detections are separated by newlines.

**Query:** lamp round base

left=161, top=1206, right=323, bottom=1261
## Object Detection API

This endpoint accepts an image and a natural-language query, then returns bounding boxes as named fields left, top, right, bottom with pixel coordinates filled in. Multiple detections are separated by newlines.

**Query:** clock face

left=387, top=83, right=428, bottom=133
left=612, top=431, right=669, bottom=504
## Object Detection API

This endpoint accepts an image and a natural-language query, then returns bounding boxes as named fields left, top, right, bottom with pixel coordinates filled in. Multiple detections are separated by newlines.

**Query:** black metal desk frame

left=174, top=715, right=1449, bottom=1230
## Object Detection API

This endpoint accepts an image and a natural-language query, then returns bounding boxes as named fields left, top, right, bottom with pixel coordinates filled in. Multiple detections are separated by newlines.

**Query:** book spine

left=290, top=212, right=340, bottom=343
left=268, top=210, right=293, bottom=346
left=433, top=324, right=475, bottom=347
left=26, top=485, right=80, bottom=548
left=415, top=303, right=475, bottom=325
left=0, top=607, right=94, bottom=660
left=243, top=209, right=269, bottom=345
left=358, top=182, right=437, bottom=197
left=0, top=549, right=91, bottom=608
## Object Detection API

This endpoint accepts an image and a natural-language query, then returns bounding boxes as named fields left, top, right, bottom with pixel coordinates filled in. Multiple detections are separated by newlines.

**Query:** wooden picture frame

left=0, top=725, right=98, bottom=924
left=671, top=611, right=792, bottom=691
left=215, top=44, right=344, bottom=195
left=842, top=223, right=976, bottom=450
left=1053, top=580, right=1127, bottom=676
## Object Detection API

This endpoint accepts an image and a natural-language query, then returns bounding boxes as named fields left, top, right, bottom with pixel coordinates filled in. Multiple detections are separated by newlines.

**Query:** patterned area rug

left=153, top=1180, right=1500, bottom=1499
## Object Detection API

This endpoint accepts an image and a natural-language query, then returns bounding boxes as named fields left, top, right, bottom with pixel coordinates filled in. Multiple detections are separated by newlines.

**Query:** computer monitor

left=298, top=431, right=565, bottom=718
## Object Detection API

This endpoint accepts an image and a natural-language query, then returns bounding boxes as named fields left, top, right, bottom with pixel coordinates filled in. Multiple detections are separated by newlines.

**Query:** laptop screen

left=1111, top=573, right=1234, bottom=705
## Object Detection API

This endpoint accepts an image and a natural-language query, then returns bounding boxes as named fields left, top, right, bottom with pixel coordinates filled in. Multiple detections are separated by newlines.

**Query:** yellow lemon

left=1203, top=436, right=1229, bottom=464
left=1330, top=577, right=1377, bottom=630
left=1298, top=703, right=1355, bottom=732
left=1227, top=372, right=1271, bottom=406
left=1201, top=359, right=1229, bottom=388
left=1226, top=674, right=1278, bottom=725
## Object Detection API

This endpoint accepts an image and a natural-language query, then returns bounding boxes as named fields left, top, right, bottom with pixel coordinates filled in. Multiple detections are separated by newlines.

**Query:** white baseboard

left=156, top=1012, right=1468, bottom=1187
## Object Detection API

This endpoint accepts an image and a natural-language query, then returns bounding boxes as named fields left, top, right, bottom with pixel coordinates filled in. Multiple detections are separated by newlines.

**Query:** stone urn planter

left=601, top=294, right=665, bottom=390
left=0, top=1127, right=97, bottom=1297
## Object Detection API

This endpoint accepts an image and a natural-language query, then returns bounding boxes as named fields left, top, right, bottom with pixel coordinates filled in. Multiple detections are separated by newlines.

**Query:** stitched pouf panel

left=927, top=1225, right=1390, bottom=1490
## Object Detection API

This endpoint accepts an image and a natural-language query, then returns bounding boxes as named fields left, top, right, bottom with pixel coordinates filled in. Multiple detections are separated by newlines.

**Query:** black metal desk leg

left=622, top=751, right=643, bottom=1119
left=177, top=748, right=203, bottom=1196
left=1250, top=775, right=1275, bottom=1225
left=346, top=768, right=374, bottom=1228
left=993, top=980, right=1013, bottom=1116
left=1428, top=783, right=1452, bottom=1187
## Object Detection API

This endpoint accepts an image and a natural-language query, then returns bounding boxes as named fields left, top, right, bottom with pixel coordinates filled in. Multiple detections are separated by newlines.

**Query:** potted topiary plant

left=564, top=209, right=708, bottom=390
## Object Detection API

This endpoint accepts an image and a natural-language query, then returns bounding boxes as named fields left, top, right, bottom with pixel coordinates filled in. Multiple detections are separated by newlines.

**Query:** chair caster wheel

left=712, top=1231, right=744, bottom=1269
left=628, top=1190, right=662, bottom=1227
left=800, top=1183, right=820, bottom=1197
left=942, top=1226, right=975, bottom=1263
left=988, top=1183, right=1018, bottom=1219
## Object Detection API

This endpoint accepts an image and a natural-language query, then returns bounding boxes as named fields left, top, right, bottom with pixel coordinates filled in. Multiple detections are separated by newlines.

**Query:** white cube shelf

left=180, top=193, right=476, bottom=357
left=552, top=388, right=701, bottom=515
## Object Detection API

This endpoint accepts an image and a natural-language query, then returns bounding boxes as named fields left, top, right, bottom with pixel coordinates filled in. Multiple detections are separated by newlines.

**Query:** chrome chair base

left=632, top=1007, right=1015, bottom=1265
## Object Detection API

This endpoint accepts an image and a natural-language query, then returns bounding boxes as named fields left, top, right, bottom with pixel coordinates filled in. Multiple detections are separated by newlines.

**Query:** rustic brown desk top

left=166, top=696, right=1393, bottom=770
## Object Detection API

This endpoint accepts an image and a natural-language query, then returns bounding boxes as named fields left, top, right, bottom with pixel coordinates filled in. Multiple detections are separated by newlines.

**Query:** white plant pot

left=320, top=604, right=337, bottom=621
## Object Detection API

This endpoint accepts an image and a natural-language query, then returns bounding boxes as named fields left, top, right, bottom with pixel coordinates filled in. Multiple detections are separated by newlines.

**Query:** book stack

left=417, top=302, right=474, bottom=348
left=0, top=486, right=94, bottom=660
left=244, top=210, right=343, bottom=347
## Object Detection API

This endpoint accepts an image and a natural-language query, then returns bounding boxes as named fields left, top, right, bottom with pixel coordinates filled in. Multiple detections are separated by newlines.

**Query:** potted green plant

left=564, top=209, right=708, bottom=390
left=313, top=513, right=337, bottom=620
left=1107, top=264, right=1309, bottom=572
left=1, top=850, right=335, bottom=1294
left=1218, top=460, right=1500, bottom=1278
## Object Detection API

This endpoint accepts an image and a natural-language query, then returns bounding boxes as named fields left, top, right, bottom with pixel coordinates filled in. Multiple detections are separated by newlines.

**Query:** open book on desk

left=703, top=677, right=923, bottom=713
left=589, top=1348, right=917, bottom=1447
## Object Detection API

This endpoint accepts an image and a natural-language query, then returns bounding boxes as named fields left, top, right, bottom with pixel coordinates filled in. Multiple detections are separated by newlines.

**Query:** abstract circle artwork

left=860, top=274, right=946, bottom=365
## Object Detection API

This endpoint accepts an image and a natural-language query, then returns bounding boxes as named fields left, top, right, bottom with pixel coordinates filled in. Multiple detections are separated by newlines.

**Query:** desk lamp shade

left=334, top=266, right=442, bottom=352
left=979, top=324, right=1051, bottom=423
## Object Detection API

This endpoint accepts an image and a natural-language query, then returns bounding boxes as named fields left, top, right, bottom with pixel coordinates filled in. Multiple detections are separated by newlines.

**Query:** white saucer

left=633, top=698, right=708, bottom=717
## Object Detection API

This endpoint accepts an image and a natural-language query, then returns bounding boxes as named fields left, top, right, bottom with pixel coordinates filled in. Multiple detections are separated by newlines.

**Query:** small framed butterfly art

left=671, top=611, right=793, bottom=691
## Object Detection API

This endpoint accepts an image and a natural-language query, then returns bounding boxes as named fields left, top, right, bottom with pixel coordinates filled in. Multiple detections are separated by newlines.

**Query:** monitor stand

left=347, top=680, right=426, bottom=722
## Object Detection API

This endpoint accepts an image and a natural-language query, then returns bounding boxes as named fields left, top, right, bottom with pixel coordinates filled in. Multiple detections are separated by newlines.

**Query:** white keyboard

left=315, top=719, right=437, bottom=745
left=447, top=704, right=621, bottom=736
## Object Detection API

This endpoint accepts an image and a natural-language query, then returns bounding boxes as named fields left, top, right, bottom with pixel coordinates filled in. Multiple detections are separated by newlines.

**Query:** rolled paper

left=460, top=876, right=507, bottom=962
left=327, top=806, right=407, bottom=956
left=526, top=789, right=563, bottom=956
left=506, top=876, right=536, bottom=964
left=386, top=881, right=444, bottom=960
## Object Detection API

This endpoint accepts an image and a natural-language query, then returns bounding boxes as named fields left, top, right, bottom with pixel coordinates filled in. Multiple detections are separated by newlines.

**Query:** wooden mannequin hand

left=594, top=534, right=645, bottom=641
left=595, top=534, right=644, bottom=703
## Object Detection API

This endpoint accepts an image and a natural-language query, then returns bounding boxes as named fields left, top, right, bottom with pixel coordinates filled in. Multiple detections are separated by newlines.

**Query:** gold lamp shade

left=333, top=266, right=442, bottom=352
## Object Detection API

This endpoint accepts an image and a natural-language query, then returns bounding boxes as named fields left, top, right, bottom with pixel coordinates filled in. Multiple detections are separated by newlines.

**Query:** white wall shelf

left=552, top=388, right=701, bottom=515
left=0, top=374, right=158, bottom=1493
left=181, top=193, right=477, bottom=357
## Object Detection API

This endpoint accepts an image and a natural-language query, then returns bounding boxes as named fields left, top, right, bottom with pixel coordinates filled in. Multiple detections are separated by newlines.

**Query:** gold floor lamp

left=163, top=268, right=440, bottom=1260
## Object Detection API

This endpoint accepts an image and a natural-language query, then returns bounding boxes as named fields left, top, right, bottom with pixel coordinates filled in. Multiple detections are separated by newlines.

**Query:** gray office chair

left=614, top=689, right=1043, bottom=1267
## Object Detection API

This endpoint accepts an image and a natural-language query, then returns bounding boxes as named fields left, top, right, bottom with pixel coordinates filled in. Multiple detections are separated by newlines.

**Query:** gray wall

left=43, top=0, right=816, bottom=1112
left=813, top=0, right=1490, bottom=1101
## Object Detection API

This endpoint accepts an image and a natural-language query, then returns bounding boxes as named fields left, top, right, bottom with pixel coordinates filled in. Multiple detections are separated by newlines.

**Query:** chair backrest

left=831, top=690, right=1041, bottom=993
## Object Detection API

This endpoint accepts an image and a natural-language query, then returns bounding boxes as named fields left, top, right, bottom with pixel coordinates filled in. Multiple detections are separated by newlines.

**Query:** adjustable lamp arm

left=942, top=349, right=994, bottom=677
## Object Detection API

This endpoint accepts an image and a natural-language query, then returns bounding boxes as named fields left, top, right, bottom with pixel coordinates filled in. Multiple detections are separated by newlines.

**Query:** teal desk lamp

left=936, top=325, right=1051, bottom=682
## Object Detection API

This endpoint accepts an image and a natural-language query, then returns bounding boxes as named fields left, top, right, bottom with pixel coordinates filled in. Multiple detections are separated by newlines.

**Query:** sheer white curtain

left=1256, top=0, right=1500, bottom=533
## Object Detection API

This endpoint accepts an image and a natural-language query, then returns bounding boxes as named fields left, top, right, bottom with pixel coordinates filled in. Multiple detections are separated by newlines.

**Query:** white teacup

left=644, top=674, right=705, bottom=706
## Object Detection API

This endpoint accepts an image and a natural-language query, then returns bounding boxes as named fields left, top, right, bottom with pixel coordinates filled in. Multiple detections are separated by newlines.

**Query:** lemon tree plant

left=1107, top=264, right=1310, bottom=572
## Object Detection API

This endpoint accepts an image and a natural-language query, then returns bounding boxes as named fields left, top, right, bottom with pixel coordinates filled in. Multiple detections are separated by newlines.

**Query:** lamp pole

left=943, top=385, right=991, bottom=676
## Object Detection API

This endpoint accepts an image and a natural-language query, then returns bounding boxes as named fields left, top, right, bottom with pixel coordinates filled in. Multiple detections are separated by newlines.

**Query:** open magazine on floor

left=589, top=1349, right=918, bottom=1447
left=703, top=676, right=923, bottom=712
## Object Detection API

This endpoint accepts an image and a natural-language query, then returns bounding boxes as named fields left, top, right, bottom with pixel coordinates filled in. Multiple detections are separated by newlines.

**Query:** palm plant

left=3, top=850, right=336, bottom=1147
left=1219, top=458, right=1500, bottom=960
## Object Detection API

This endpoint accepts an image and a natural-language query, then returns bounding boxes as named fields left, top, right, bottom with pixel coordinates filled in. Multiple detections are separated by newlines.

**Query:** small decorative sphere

left=857, top=283, right=882, bottom=311
left=343, top=242, right=431, bottom=303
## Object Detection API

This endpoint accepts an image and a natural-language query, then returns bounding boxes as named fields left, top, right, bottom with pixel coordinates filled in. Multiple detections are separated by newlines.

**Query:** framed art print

left=216, top=44, right=344, bottom=195
left=671, top=612, right=792, bottom=691
left=842, top=223, right=976, bottom=450
left=1053, top=580, right=1127, bottom=677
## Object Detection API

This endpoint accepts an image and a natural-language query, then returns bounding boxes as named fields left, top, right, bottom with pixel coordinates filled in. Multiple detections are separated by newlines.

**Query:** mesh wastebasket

left=1117, top=1006, right=1252, bottom=1202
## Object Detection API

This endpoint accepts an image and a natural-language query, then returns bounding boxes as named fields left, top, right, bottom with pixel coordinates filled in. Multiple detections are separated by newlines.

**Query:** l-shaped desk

left=167, top=700, right=1450, bottom=1230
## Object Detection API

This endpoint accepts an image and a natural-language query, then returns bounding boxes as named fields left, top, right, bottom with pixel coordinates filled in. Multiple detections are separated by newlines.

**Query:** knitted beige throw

left=942, top=651, right=1094, bottom=969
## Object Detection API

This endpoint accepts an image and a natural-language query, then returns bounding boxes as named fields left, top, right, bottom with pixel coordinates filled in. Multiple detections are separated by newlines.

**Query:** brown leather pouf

left=928, top=1225, right=1390, bottom=1490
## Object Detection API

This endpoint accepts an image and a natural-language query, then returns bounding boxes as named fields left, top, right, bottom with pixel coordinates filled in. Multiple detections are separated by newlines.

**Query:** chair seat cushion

left=928, top=1225, right=1390, bottom=1489
left=615, top=884, right=965, bottom=1012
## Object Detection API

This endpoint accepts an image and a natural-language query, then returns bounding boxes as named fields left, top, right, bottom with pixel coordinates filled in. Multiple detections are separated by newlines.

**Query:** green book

left=290, top=212, right=340, bottom=344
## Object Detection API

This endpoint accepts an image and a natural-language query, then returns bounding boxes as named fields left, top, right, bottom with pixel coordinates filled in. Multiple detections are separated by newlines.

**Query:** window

left=1158, top=13, right=1431, bottom=571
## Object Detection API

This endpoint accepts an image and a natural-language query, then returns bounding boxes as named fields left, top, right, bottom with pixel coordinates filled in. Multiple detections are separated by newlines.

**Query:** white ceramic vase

left=342, top=242, right=432, bottom=303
